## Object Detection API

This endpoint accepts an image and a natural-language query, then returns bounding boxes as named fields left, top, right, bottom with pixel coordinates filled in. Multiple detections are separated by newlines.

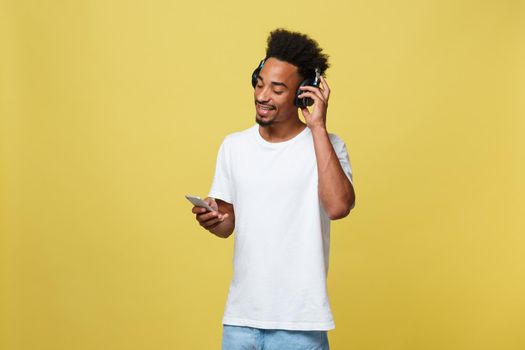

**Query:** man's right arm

left=192, top=198, right=235, bottom=239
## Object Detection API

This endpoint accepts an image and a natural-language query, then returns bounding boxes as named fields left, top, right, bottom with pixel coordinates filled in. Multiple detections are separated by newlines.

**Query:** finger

left=197, top=210, right=220, bottom=222
left=300, top=107, right=310, bottom=118
left=298, top=87, right=325, bottom=102
left=201, top=217, right=222, bottom=228
left=299, top=85, right=325, bottom=99
left=206, top=221, right=223, bottom=230
left=319, top=75, right=330, bottom=99
left=207, top=212, right=228, bottom=224
left=297, top=91, right=325, bottom=105
left=204, top=197, right=218, bottom=211
left=192, top=206, right=208, bottom=214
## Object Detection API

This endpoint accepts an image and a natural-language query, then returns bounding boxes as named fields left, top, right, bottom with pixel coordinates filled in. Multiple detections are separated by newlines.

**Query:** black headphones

left=251, top=58, right=321, bottom=109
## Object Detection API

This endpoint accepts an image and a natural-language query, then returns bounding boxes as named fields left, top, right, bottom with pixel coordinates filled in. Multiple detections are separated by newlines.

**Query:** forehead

left=259, top=57, right=300, bottom=84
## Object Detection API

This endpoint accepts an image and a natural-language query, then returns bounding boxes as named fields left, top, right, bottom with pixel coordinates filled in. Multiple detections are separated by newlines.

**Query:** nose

left=255, top=85, right=271, bottom=103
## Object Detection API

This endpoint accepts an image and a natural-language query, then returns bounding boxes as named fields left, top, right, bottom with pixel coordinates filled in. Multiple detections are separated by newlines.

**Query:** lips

left=256, top=103, right=275, bottom=116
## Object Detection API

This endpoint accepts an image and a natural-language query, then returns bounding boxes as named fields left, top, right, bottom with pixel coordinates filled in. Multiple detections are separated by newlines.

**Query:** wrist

left=310, top=124, right=328, bottom=135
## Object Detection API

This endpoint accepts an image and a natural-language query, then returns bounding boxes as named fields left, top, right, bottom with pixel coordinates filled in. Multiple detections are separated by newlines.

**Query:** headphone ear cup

left=295, top=78, right=316, bottom=108
left=252, top=59, right=266, bottom=88
left=251, top=67, right=261, bottom=88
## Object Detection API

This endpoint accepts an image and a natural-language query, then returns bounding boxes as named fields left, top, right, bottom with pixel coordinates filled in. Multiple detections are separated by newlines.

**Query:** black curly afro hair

left=265, top=28, right=330, bottom=80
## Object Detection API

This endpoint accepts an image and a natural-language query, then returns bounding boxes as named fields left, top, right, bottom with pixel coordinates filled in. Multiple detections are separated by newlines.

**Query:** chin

left=255, top=114, right=274, bottom=127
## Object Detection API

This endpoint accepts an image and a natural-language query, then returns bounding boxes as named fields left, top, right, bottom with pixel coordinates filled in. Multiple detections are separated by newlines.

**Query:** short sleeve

left=329, top=134, right=355, bottom=210
left=329, top=134, right=354, bottom=185
left=208, top=138, right=233, bottom=204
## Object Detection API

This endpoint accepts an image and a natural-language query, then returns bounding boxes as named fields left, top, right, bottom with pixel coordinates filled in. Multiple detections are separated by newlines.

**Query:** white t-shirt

left=208, top=123, right=353, bottom=331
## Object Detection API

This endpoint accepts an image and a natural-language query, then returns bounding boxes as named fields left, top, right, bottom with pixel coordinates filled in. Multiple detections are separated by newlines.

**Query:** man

left=191, top=29, right=355, bottom=350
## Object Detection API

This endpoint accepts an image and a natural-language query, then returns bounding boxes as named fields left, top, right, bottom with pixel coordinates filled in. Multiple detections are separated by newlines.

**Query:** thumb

left=204, top=197, right=218, bottom=211
left=300, top=107, right=310, bottom=118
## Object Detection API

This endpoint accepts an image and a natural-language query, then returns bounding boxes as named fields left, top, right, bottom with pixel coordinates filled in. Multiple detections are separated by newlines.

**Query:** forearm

left=311, top=126, right=355, bottom=219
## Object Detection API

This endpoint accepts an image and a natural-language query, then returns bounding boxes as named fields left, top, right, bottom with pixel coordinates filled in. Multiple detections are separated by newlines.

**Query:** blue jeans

left=222, top=325, right=330, bottom=350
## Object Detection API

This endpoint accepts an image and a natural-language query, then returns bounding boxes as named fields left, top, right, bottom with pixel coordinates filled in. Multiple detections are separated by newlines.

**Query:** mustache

left=255, top=101, right=276, bottom=109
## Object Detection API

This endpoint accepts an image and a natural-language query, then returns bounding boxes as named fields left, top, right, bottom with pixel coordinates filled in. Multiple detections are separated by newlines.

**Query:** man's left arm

left=311, top=127, right=355, bottom=220
left=298, top=75, right=355, bottom=220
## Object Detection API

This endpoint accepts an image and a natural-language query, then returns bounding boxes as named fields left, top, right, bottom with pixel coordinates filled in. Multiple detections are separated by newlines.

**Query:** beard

left=255, top=114, right=274, bottom=127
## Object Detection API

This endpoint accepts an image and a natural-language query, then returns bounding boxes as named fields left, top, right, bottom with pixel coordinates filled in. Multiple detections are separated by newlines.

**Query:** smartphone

left=185, top=195, right=215, bottom=212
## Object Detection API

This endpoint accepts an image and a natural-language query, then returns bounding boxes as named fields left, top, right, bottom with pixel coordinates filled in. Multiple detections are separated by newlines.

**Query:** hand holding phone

left=186, top=194, right=229, bottom=228
left=185, top=195, right=216, bottom=212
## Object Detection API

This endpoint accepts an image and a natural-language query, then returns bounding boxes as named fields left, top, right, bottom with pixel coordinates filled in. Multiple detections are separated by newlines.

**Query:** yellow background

left=1, top=0, right=524, bottom=349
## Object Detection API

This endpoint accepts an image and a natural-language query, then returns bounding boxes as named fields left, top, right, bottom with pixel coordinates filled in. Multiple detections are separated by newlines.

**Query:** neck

left=258, top=115, right=307, bottom=142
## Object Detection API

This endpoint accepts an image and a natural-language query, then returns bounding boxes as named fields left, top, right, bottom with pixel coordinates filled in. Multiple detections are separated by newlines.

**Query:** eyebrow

left=257, top=76, right=289, bottom=89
